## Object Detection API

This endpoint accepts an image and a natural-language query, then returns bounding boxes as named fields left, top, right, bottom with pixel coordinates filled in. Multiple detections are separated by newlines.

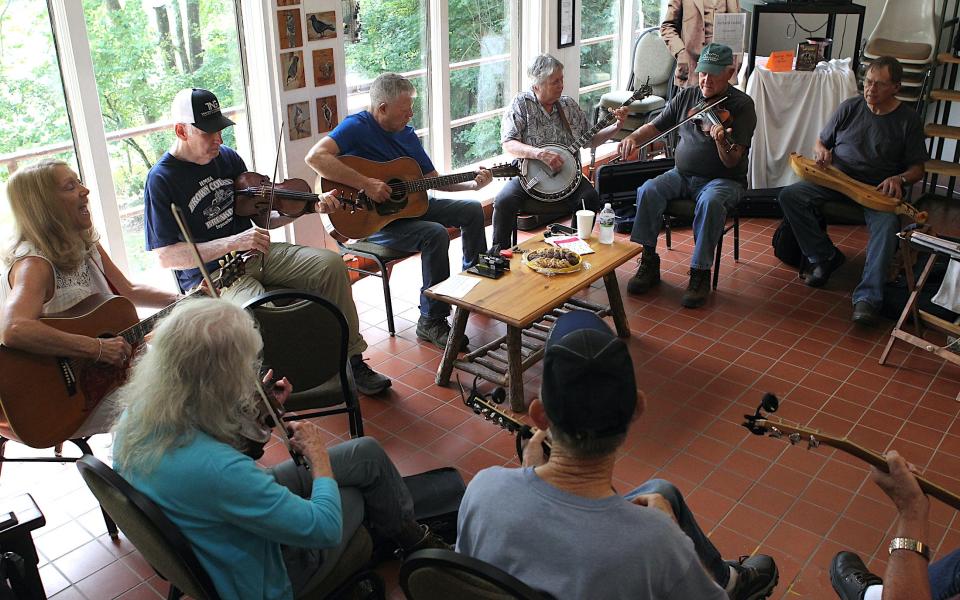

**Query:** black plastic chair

left=335, top=239, right=415, bottom=337
left=242, top=289, right=364, bottom=437
left=663, top=200, right=740, bottom=290
left=400, top=548, right=551, bottom=600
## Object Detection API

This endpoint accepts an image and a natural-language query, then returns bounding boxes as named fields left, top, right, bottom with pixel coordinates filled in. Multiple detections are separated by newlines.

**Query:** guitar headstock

left=215, top=251, right=247, bottom=291
left=489, top=162, right=522, bottom=179
left=332, top=189, right=363, bottom=213
left=631, top=77, right=654, bottom=102
left=743, top=392, right=841, bottom=451
left=457, top=376, right=527, bottom=436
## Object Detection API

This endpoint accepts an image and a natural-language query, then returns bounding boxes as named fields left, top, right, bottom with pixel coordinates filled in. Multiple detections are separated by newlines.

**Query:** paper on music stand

left=432, top=274, right=481, bottom=299
left=714, top=13, right=746, bottom=54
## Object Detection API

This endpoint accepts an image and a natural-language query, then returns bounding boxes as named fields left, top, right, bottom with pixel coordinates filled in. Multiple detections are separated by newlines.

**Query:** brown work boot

left=627, top=252, right=660, bottom=295
left=396, top=523, right=451, bottom=560
left=680, top=268, right=711, bottom=308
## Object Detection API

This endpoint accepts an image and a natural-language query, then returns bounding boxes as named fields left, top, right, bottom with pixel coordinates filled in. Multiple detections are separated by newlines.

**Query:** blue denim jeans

left=628, top=168, right=742, bottom=271
left=367, top=196, right=487, bottom=318
left=777, top=181, right=899, bottom=308
left=930, top=546, right=960, bottom=600
left=624, top=479, right=729, bottom=587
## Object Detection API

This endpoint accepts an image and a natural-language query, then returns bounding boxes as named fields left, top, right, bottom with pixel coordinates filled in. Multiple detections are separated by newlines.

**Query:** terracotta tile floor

left=2, top=219, right=959, bottom=599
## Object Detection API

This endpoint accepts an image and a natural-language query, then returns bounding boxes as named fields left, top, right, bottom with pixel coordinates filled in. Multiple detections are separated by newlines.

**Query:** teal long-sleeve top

left=117, top=432, right=342, bottom=600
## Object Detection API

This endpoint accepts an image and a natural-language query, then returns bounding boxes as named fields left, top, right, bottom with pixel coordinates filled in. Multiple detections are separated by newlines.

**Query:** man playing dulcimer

left=777, top=56, right=927, bottom=326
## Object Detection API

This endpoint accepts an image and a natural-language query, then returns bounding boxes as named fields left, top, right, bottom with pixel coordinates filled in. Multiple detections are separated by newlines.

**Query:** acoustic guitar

left=789, top=153, right=928, bottom=224
left=0, top=253, right=245, bottom=449
left=744, top=393, right=960, bottom=511
left=461, top=385, right=551, bottom=462
left=316, top=156, right=520, bottom=239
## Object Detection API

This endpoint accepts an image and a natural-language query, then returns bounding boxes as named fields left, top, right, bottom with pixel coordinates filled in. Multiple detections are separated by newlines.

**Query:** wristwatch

left=899, top=175, right=909, bottom=187
left=889, top=537, right=929, bottom=561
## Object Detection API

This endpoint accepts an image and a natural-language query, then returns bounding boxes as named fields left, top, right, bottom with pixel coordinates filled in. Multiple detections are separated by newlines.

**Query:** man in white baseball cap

left=143, top=88, right=391, bottom=395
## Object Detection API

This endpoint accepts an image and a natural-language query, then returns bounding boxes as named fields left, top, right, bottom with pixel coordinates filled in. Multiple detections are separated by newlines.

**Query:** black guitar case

left=402, top=467, right=466, bottom=545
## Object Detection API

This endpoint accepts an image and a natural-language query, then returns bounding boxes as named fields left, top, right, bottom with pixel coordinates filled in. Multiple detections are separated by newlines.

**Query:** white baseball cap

left=171, top=88, right=235, bottom=133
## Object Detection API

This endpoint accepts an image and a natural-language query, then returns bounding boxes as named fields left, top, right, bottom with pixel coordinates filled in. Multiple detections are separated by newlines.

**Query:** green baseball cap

left=696, top=43, right=734, bottom=75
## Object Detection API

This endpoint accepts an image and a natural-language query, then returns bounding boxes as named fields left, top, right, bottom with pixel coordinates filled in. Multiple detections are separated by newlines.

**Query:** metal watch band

left=889, top=537, right=930, bottom=561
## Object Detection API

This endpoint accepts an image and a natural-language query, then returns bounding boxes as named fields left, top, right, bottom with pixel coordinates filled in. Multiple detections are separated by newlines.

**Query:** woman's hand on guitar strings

left=630, top=493, right=678, bottom=524
left=288, top=421, right=334, bottom=478
left=261, top=368, right=292, bottom=406
left=521, top=428, right=550, bottom=468
left=872, top=450, right=929, bottom=522
left=876, top=176, right=905, bottom=201
left=95, top=336, right=132, bottom=366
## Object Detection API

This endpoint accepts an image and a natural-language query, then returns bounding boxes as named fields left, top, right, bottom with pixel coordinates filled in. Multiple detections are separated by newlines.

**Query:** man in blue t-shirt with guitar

left=306, top=73, right=494, bottom=351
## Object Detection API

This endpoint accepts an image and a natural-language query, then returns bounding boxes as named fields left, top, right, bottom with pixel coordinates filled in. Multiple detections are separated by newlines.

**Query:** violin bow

left=170, top=203, right=306, bottom=468
left=264, top=119, right=285, bottom=232
left=612, top=95, right=729, bottom=165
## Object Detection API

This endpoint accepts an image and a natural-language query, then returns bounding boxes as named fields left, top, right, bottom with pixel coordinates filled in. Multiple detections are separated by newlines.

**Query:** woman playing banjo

left=490, top=54, right=628, bottom=251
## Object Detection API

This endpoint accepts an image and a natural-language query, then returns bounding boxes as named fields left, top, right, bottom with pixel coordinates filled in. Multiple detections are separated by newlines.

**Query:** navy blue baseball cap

left=541, top=310, right=638, bottom=439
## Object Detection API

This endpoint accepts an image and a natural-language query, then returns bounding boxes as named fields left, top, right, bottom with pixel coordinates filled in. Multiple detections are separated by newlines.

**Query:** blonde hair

left=112, top=298, right=264, bottom=474
left=2, top=160, right=99, bottom=271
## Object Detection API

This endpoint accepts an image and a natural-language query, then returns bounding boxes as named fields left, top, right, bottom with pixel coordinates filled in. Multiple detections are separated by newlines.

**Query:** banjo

left=519, top=79, right=653, bottom=202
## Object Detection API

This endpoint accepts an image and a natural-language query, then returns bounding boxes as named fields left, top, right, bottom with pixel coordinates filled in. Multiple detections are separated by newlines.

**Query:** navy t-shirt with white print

left=144, top=146, right=250, bottom=291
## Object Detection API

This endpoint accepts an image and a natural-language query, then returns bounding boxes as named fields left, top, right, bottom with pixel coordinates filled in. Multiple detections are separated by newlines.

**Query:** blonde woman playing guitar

left=0, top=160, right=181, bottom=447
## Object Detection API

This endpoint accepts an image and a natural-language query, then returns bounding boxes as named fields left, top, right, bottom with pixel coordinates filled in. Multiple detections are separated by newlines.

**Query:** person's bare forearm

left=591, top=122, right=622, bottom=147
left=153, top=239, right=240, bottom=270
left=307, top=151, right=369, bottom=191
left=883, top=515, right=932, bottom=600
left=502, top=140, right=544, bottom=160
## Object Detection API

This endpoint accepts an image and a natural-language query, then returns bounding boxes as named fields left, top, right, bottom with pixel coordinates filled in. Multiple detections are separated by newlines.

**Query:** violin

left=688, top=99, right=735, bottom=153
left=234, top=172, right=346, bottom=218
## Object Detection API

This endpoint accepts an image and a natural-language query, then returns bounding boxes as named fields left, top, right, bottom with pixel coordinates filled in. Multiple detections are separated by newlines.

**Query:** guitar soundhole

left=374, top=178, right=408, bottom=216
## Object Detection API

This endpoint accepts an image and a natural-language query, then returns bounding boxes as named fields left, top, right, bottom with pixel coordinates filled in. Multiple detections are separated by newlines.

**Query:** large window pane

left=0, top=1, right=78, bottom=233
left=581, top=0, right=618, bottom=39
left=83, top=0, right=249, bottom=286
left=639, top=0, right=666, bottom=30
left=451, top=115, right=502, bottom=170
left=448, top=0, right=513, bottom=166
left=579, top=0, right=619, bottom=118
left=344, top=0, right=429, bottom=132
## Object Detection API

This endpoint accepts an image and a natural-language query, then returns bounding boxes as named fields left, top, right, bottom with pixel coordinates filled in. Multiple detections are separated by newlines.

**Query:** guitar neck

left=117, top=288, right=203, bottom=347
left=758, top=418, right=960, bottom=512
left=397, top=171, right=476, bottom=195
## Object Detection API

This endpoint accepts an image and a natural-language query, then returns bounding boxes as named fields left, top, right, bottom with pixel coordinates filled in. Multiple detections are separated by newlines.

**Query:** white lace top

left=1, top=243, right=112, bottom=316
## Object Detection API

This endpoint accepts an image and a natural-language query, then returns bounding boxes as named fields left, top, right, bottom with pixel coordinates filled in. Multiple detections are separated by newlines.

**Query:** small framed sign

left=558, top=0, right=575, bottom=49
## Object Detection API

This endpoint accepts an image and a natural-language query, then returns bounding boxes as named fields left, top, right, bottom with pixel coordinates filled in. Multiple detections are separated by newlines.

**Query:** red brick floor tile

left=75, top=560, right=143, bottom=599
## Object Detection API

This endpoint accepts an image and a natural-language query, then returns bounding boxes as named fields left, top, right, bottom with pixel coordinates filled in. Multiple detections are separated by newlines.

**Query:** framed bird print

left=280, top=50, right=305, bottom=90
left=306, top=11, right=337, bottom=41
left=317, top=96, right=339, bottom=133
left=313, top=48, right=336, bottom=87
left=277, top=9, right=303, bottom=49
left=287, top=101, right=312, bottom=140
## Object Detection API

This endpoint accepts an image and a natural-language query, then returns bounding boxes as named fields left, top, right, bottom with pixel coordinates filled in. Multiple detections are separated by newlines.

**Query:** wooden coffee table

left=426, top=236, right=641, bottom=412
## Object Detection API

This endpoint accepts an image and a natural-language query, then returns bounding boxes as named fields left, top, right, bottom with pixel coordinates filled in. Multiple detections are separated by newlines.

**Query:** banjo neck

left=565, top=80, right=653, bottom=156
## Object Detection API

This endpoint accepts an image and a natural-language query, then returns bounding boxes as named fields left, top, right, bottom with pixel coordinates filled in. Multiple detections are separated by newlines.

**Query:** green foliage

left=451, top=116, right=501, bottom=169
left=581, top=0, right=617, bottom=40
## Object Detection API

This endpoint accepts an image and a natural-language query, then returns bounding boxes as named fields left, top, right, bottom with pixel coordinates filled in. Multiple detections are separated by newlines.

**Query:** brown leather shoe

left=680, top=268, right=711, bottom=308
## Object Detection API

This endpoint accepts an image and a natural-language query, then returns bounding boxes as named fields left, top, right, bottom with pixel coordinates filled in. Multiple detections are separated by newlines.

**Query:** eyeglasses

left=863, top=78, right=894, bottom=89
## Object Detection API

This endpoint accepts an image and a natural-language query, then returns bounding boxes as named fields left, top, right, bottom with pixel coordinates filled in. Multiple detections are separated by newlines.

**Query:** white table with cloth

left=743, top=57, right=858, bottom=190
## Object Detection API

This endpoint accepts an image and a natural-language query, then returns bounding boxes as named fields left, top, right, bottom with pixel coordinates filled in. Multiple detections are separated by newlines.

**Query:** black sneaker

left=727, top=554, right=778, bottom=600
left=829, top=551, right=882, bottom=600
left=416, top=316, right=468, bottom=351
left=806, top=248, right=846, bottom=288
left=350, top=356, right=391, bottom=395
left=627, top=252, right=661, bottom=295
left=681, top=268, right=711, bottom=309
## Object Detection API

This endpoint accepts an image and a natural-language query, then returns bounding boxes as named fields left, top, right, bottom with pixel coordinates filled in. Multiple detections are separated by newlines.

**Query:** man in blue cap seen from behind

left=456, top=309, right=779, bottom=600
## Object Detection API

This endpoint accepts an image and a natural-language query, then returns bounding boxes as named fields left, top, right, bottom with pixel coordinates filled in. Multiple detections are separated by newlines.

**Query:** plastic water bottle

left=597, top=203, right=615, bottom=244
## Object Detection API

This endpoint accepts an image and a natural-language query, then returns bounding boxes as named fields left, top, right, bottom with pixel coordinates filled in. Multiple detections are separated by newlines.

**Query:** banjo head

left=520, top=144, right=581, bottom=202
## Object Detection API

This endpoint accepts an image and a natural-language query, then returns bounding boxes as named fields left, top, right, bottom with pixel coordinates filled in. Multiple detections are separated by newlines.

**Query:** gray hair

left=112, top=298, right=264, bottom=474
left=548, top=429, right=626, bottom=459
left=369, top=73, right=416, bottom=110
left=528, top=54, right=564, bottom=87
